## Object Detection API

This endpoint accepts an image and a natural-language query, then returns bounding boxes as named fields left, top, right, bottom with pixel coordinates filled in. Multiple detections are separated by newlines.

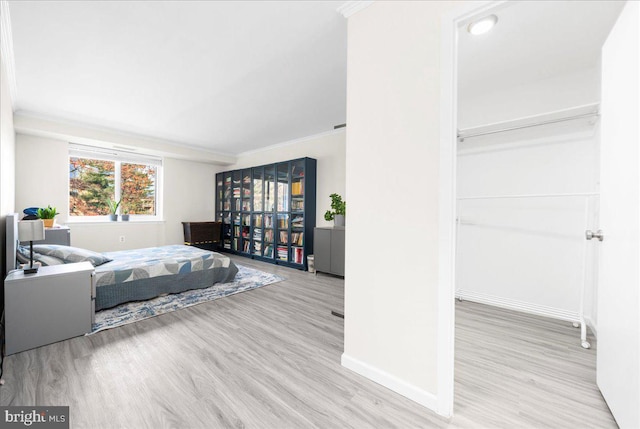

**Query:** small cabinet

left=314, top=227, right=345, bottom=276
left=4, top=262, right=95, bottom=355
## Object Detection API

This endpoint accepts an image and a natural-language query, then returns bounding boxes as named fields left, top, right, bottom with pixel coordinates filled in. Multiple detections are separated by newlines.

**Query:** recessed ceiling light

left=468, top=15, right=498, bottom=35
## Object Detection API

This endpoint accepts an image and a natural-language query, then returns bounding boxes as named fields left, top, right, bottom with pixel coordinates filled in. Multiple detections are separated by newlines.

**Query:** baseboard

left=456, top=289, right=580, bottom=322
left=341, top=353, right=439, bottom=414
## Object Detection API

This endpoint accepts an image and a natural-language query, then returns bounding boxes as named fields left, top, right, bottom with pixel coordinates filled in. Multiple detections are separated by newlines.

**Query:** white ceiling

left=7, top=1, right=626, bottom=156
left=458, top=1, right=625, bottom=98
left=8, top=1, right=347, bottom=155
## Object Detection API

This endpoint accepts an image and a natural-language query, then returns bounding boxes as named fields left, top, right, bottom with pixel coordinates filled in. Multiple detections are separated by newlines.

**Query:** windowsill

left=65, top=218, right=165, bottom=225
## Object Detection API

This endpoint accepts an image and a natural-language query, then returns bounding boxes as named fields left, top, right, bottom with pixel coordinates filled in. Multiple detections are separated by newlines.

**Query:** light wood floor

left=1, top=255, right=616, bottom=428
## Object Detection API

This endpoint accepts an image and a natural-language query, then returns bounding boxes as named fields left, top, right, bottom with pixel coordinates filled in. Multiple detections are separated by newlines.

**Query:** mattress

left=94, top=244, right=238, bottom=310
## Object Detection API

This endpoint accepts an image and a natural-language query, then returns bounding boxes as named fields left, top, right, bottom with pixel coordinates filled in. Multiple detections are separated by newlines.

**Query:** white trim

left=341, top=353, right=438, bottom=411
left=437, top=0, right=507, bottom=418
left=455, top=289, right=581, bottom=322
left=13, top=112, right=237, bottom=165
left=237, top=128, right=346, bottom=157
left=0, top=0, right=18, bottom=109
left=337, top=1, right=373, bottom=18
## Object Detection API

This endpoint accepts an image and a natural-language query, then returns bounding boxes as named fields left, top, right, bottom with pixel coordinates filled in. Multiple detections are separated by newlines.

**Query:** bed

left=6, top=214, right=238, bottom=311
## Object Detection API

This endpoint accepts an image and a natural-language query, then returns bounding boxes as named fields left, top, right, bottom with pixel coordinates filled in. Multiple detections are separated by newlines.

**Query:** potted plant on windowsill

left=323, top=193, right=346, bottom=227
left=36, top=205, right=58, bottom=228
left=107, top=199, right=120, bottom=221
left=121, top=205, right=130, bottom=222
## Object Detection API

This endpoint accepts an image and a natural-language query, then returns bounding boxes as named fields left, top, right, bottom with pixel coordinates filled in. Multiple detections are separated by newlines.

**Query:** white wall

left=456, top=127, right=599, bottom=322
left=14, top=134, right=218, bottom=252
left=457, top=49, right=601, bottom=329
left=458, top=66, right=600, bottom=129
left=228, top=129, right=346, bottom=228
left=343, top=1, right=463, bottom=410
left=1, top=52, right=16, bottom=276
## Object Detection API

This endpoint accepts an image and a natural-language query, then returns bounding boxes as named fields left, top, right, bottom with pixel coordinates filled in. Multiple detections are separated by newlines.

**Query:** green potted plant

left=107, top=198, right=120, bottom=221
left=323, top=193, right=346, bottom=227
left=121, top=205, right=130, bottom=222
left=36, top=205, right=58, bottom=228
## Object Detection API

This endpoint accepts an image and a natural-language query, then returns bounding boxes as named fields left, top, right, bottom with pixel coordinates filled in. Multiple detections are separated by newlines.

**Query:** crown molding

left=337, top=1, right=374, bottom=18
left=0, top=0, right=17, bottom=109
left=14, top=111, right=238, bottom=165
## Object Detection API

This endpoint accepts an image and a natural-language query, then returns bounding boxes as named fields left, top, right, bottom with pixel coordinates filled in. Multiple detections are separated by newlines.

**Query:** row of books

left=253, top=229, right=262, bottom=240
left=291, top=198, right=304, bottom=211
left=291, top=247, right=304, bottom=264
left=279, top=231, right=289, bottom=244
left=278, top=217, right=289, bottom=228
left=291, top=180, right=304, bottom=195
left=277, top=246, right=288, bottom=261
left=253, top=242, right=262, bottom=254
left=290, top=232, right=304, bottom=246
left=243, top=175, right=251, bottom=184
left=264, top=244, right=273, bottom=258
left=232, top=188, right=240, bottom=198
left=291, top=216, right=304, bottom=229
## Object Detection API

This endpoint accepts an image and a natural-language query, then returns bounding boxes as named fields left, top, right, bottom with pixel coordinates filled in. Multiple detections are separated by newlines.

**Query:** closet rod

left=458, top=111, right=599, bottom=140
left=457, top=192, right=599, bottom=201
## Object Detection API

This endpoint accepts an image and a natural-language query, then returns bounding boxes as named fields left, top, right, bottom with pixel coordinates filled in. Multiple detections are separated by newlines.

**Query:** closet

left=455, top=102, right=600, bottom=348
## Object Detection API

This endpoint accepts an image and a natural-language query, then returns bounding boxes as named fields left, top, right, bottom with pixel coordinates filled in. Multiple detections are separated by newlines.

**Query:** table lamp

left=18, top=219, right=45, bottom=274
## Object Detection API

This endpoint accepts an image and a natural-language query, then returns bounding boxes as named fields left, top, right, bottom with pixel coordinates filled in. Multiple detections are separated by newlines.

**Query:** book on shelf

left=279, top=231, right=289, bottom=244
left=233, top=226, right=240, bottom=236
left=264, top=216, right=273, bottom=228
left=278, top=217, right=288, bottom=228
left=291, top=232, right=304, bottom=246
left=291, top=199, right=304, bottom=210
left=253, top=242, right=262, bottom=254
left=253, top=229, right=262, bottom=240
left=291, top=215, right=304, bottom=229
left=264, top=230, right=274, bottom=242
left=291, top=246, right=304, bottom=264
left=243, top=241, right=250, bottom=253
left=292, top=181, right=304, bottom=195
left=235, top=199, right=240, bottom=211
left=254, top=217, right=263, bottom=228
left=277, top=246, right=288, bottom=260
left=223, top=202, right=230, bottom=211
left=243, top=175, right=251, bottom=184
left=264, top=244, right=273, bottom=258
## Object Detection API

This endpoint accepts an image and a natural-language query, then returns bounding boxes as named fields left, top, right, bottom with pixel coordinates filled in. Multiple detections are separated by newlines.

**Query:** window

left=69, top=144, right=162, bottom=221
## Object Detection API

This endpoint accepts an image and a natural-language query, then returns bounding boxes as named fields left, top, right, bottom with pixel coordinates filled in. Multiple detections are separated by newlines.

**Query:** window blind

left=68, top=143, right=163, bottom=167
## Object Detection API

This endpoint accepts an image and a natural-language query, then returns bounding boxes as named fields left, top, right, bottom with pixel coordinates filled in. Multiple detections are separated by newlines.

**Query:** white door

left=597, top=2, right=640, bottom=428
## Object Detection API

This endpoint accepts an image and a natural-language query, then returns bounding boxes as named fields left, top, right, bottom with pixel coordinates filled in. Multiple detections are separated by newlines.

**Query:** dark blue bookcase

left=215, top=157, right=317, bottom=270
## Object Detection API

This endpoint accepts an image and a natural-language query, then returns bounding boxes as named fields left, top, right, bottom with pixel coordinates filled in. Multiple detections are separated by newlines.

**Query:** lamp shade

left=18, top=220, right=45, bottom=242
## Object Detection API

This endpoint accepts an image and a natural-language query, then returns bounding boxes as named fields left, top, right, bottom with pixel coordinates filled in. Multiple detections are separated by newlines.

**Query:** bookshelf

left=215, top=157, right=317, bottom=270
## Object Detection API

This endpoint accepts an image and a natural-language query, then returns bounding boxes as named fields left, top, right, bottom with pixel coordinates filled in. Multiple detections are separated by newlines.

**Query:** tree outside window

left=70, top=156, right=158, bottom=218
